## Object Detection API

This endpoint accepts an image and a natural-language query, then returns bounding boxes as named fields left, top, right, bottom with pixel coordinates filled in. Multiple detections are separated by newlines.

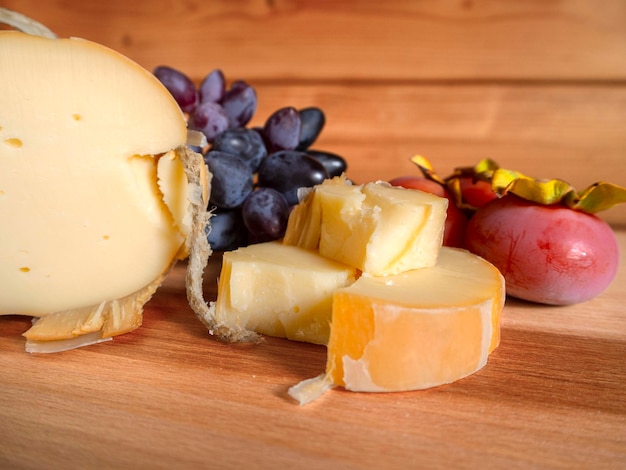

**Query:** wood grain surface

left=1, top=2, right=626, bottom=468
left=1, top=231, right=625, bottom=469
left=4, top=0, right=626, bottom=81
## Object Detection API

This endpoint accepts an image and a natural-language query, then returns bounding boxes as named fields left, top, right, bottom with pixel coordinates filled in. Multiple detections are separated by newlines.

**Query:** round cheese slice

left=289, top=247, right=505, bottom=404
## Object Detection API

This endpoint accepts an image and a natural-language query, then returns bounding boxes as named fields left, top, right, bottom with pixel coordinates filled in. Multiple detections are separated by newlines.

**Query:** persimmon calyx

left=411, top=154, right=626, bottom=214
left=492, top=169, right=626, bottom=214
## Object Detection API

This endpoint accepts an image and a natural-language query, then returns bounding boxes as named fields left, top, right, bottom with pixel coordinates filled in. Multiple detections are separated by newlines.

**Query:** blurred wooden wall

left=3, top=0, right=626, bottom=226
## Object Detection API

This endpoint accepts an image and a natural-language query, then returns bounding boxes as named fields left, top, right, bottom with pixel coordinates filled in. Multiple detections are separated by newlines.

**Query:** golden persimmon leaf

left=410, top=154, right=446, bottom=185
left=565, top=182, right=626, bottom=214
left=492, top=169, right=575, bottom=205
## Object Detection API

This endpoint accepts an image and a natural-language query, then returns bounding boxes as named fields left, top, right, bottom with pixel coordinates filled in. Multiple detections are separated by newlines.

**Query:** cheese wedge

left=0, top=30, right=210, bottom=351
left=284, top=176, right=448, bottom=276
left=210, top=242, right=358, bottom=344
left=289, top=247, right=505, bottom=405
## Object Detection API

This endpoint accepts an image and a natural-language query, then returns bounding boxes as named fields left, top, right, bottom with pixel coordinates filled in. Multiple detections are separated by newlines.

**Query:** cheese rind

left=0, top=32, right=189, bottom=317
left=212, top=242, right=358, bottom=344
left=325, top=247, right=505, bottom=393
left=284, top=177, right=448, bottom=276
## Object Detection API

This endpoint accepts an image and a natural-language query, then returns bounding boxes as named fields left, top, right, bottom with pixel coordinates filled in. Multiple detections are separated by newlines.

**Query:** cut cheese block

left=210, top=241, right=358, bottom=344
left=0, top=30, right=210, bottom=350
left=284, top=176, right=448, bottom=276
left=289, top=247, right=505, bottom=405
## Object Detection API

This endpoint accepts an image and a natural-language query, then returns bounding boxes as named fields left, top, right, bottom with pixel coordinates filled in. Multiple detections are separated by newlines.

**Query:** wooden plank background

left=2, top=0, right=625, bottom=226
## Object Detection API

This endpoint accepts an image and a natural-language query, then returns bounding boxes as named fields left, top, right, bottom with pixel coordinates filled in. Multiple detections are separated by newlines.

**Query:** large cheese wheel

left=0, top=30, right=209, bottom=351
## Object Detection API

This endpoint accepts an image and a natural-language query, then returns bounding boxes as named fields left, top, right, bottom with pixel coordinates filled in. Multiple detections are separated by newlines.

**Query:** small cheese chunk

left=284, top=176, right=448, bottom=276
left=289, top=247, right=505, bottom=404
left=211, top=242, right=358, bottom=344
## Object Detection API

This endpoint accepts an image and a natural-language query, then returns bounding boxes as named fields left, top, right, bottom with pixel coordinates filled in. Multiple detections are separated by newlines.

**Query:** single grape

left=205, top=208, right=248, bottom=251
left=211, top=128, right=267, bottom=172
left=221, top=80, right=257, bottom=128
left=257, top=150, right=329, bottom=205
left=297, top=107, right=325, bottom=150
left=153, top=65, right=198, bottom=113
left=199, top=69, right=226, bottom=104
left=306, top=149, right=347, bottom=178
left=189, top=102, right=230, bottom=142
left=263, top=107, right=301, bottom=153
left=250, top=126, right=267, bottom=149
left=242, top=188, right=290, bottom=243
left=204, top=151, right=254, bottom=209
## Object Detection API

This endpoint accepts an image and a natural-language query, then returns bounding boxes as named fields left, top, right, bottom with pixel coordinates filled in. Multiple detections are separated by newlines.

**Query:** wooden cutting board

left=1, top=232, right=625, bottom=469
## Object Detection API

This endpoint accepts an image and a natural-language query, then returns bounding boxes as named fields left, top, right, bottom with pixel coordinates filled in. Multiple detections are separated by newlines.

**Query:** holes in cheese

left=3, top=137, right=23, bottom=148
left=289, top=247, right=505, bottom=405
left=209, top=242, right=358, bottom=345
left=284, top=176, right=448, bottom=276
left=0, top=14, right=220, bottom=352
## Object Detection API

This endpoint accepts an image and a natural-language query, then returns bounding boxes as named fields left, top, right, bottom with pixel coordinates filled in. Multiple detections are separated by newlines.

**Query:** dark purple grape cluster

left=153, top=66, right=348, bottom=251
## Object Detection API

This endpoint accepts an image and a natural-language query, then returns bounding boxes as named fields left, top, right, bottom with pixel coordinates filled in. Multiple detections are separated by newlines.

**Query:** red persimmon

left=464, top=194, right=619, bottom=305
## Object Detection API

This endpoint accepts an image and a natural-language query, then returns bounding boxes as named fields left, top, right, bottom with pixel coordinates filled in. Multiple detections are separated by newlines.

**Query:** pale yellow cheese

left=0, top=32, right=192, bottom=337
left=284, top=176, right=448, bottom=276
left=211, top=242, right=358, bottom=344
left=289, top=247, right=505, bottom=404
